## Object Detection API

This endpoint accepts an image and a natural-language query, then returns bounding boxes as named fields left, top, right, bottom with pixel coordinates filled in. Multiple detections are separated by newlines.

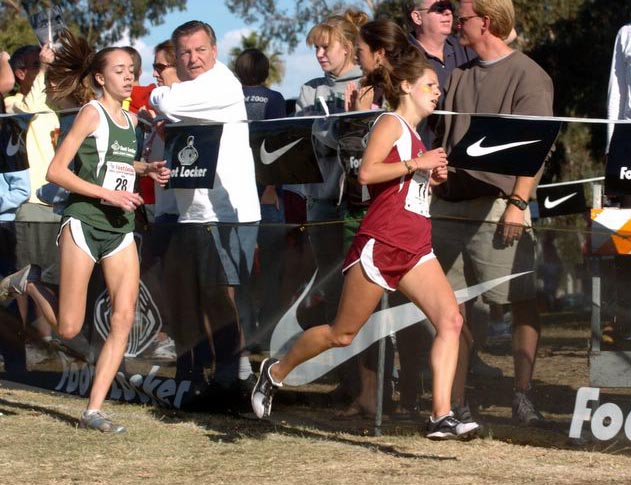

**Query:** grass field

left=1, top=381, right=631, bottom=484
left=3, top=321, right=631, bottom=484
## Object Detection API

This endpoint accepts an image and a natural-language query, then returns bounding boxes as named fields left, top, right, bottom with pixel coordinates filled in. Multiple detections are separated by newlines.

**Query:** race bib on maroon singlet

left=404, top=170, right=430, bottom=217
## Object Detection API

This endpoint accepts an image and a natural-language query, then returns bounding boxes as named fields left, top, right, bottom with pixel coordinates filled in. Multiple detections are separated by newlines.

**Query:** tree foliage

left=514, top=1, right=631, bottom=182
left=228, top=31, right=285, bottom=86
left=0, top=0, right=186, bottom=50
left=224, top=0, right=390, bottom=52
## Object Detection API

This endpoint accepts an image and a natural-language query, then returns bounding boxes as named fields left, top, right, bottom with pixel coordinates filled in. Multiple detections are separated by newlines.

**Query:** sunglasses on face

left=418, top=1, right=454, bottom=14
left=153, top=63, right=175, bottom=74
left=455, top=15, right=481, bottom=26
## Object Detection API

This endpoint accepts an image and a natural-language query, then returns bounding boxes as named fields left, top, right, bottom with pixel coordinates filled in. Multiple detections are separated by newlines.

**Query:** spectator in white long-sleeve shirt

left=150, top=20, right=260, bottom=390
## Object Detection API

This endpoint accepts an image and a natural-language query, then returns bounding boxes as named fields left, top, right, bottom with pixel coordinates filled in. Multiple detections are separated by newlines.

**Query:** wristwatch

left=507, top=196, right=528, bottom=210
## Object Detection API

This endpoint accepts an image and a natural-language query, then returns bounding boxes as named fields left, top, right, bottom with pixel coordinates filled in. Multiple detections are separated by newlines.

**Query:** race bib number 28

left=101, top=161, right=136, bottom=206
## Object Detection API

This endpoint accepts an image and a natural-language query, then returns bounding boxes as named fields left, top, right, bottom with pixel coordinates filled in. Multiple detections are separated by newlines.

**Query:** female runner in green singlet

left=1, top=32, right=170, bottom=433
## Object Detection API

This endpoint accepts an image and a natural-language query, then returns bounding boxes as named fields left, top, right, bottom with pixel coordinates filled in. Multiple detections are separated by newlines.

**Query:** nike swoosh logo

left=6, top=136, right=19, bottom=157
left=544, top=192, right=577, bottom=209
left=466, top=136, right=540, bottom=157
left=260, top=138, right=303, bottom=165
left=270, top=271, right=531, bottom=386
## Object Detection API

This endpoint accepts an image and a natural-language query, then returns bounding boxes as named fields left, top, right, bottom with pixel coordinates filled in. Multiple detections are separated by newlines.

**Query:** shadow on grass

left=147, top=404, right=458, bottom=462
left=0, top=397, right=79, bottom=427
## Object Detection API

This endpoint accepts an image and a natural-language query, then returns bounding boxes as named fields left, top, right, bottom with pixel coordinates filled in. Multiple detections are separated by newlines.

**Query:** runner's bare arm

left=358, top=115, right=406, bottom=184
left=46, top=104, right=143, bottom=211
left=359, top=116, right=447, bottom=185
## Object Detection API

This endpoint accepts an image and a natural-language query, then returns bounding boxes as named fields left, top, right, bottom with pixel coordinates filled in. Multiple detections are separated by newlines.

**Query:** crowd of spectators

left=1, top=0, right=599, bottom=433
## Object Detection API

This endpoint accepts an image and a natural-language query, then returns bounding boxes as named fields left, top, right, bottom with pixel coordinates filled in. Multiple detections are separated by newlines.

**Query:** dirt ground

left=3, top=318, right=631, bottom=484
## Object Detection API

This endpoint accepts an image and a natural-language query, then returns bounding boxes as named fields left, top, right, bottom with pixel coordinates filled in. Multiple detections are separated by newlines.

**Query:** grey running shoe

left=251, top=357, right=282, bottom=419
left=0, top=264, right=41, bottom=302
left=486, top=320, right=512, bottom=346
left=452, top=403, right=475, bottom=424
left=512, top=391, right=544, bottom=426
left=426, top=411, right=480, bottom=440
left=152, top=337, right=176, bottom=360
left=25, top=343, right=53, bottom=366
left=47, top=337, right=91, bottom=363
left=469, top=351, right=503, bottom=379
left=79, top=410, right=126, bottom=433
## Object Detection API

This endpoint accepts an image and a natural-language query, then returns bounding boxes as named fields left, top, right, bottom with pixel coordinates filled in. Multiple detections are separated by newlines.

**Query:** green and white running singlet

left=63, top=100, right=137, bottom=233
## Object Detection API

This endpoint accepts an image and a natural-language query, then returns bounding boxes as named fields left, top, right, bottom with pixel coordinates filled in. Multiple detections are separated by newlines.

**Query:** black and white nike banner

left=249, top=117, right=322, bottom=185
left=448, top=116, right=562, bottom=176
left=164, top=123, right=222, bottom=189
left=606, top=124, right=631, bottom=197
left=536, top=181, right=587, bottom=217
left=0, top=113, right=32, bottom=173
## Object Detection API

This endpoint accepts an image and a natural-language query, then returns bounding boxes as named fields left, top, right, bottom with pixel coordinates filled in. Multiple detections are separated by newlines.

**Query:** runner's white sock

left=430, top=411, right=453, bottom=423
left=239, top=356, right=253, bottom=380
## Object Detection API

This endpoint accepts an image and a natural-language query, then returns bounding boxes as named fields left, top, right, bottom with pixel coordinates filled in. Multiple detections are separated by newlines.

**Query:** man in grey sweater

left=431, top=0, right=554, bottom=426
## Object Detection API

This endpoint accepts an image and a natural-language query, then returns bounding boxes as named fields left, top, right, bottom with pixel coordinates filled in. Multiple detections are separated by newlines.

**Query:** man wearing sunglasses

left=407, top=1, right=475, bottom=107
left=407, top=0, right=477, bottom=155
left=431, top=0, right=553, bottom=428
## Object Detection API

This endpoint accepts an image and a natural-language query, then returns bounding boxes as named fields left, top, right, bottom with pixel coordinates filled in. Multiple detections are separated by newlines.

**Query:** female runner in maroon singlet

left=252, top=45, right=479, bottom=439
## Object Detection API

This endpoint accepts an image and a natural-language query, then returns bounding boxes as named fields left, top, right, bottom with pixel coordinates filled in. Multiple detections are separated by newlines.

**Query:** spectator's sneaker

left=79, top=410, right=126, bottom=433
left=512, top=391, right=544, bottom=426
left=251, top=357, right=282, bottom=418
left=391, top=402, right=421, bottom=421
left=25, top=343, right=53, bottom=366
left=426, top=411, right=480, bottom=440
left=452, top=403, right=475, bottom=424
left=468, top=351, right=503, bottom=379
left=486, top=320, right=512, bottom=345
left=47, top=337, right=91, bottom=363
left=0, top=265, right=41, bottom=302
left=239, top=373, right=257, bottom=395
left=152, top=337, right=176, bottom=360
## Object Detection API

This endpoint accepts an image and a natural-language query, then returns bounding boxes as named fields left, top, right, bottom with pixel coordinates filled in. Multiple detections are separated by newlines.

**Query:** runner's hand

left=103, top=190, right=143, bottom=212
left=430, top=164, right=448, bottom=186
left=414, top=148, right=447, bottom=171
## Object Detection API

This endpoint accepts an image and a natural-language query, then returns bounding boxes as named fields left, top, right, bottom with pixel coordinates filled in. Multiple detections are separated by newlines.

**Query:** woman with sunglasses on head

left=144, top=40, right=180, bottom=224
left=0, top=30, right=170, bottom=433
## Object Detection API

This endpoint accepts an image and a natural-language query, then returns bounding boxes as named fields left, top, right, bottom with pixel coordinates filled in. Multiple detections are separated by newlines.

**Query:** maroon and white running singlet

left=343, top=112, right=434, bottom=290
